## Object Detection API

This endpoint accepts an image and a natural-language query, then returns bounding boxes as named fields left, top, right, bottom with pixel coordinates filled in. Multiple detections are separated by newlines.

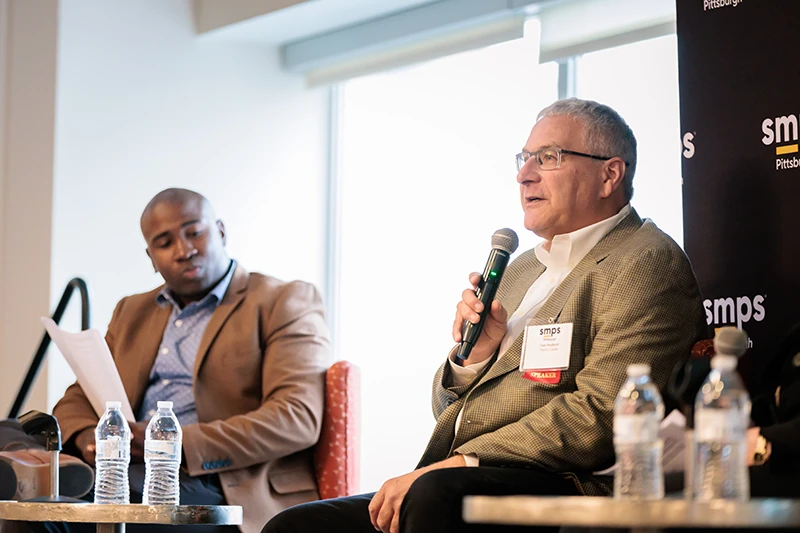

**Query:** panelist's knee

left=401, top=468, right=467, bottom=530
left=261, top=505, right=301, bottom=533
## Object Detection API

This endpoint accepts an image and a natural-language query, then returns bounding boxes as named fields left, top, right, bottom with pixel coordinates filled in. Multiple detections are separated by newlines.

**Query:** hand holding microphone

left=453, top=228, right=519, bottom=364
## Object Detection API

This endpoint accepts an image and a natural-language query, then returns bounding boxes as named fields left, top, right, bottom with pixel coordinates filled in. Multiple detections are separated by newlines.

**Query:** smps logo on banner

left=678, top=0, right=800, bottom=392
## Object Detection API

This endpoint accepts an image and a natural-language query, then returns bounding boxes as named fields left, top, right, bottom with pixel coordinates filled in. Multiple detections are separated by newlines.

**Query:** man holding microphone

left=264, top=98, right=707, bottom=533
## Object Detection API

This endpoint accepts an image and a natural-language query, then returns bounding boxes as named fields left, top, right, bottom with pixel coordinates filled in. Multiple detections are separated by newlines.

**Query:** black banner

left=677, top=0, right=800, bottom=394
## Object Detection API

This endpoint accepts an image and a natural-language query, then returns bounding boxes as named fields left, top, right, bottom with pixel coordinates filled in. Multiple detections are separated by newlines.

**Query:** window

left=337, top=30, right=557, bottom=490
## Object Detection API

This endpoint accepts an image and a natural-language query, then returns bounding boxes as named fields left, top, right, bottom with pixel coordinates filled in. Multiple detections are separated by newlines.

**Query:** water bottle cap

left=626, top=363, right=651, bottom=377
left=711, top=353, right=738, bottom=370
left=105, top=401, right=121, bottom=409
left=157, top=401, right=173, bottom=409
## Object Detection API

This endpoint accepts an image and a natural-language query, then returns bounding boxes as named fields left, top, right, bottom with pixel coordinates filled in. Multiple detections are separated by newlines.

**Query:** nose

left=516, top=159, right=540, bottom=185
left=175, top=237, right=197, bottom=260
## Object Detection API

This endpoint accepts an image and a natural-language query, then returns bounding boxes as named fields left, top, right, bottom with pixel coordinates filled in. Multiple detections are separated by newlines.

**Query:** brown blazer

left=53, top=264, right=332, bottom=533
left=418, top=210, right=707, bottom=495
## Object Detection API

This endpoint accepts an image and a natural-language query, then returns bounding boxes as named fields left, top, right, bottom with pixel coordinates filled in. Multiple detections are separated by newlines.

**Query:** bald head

left=140, top=188, right=214, bottom=231
left=140, top=188, right=230, bottom=305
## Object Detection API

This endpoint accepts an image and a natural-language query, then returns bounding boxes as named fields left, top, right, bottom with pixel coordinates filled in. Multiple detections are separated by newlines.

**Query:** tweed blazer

left=53, top=264, right=332, bottom=533
left=418, top=209, right=707, bottom=495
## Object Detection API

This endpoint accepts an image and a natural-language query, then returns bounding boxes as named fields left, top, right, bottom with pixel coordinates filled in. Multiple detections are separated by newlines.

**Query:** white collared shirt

left=447, top=204, right=632, bottom=465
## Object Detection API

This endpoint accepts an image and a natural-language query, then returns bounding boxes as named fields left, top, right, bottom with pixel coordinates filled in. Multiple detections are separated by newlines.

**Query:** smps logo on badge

left=762, top=113, right=800, bottom=170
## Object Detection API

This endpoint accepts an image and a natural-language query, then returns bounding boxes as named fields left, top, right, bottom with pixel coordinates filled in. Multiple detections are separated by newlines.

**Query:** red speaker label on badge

left=522, top=369, right=561, bottom=384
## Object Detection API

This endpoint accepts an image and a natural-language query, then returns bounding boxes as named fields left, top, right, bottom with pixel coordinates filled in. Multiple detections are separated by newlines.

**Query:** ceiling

left=197, top=0, right=446, bottom=45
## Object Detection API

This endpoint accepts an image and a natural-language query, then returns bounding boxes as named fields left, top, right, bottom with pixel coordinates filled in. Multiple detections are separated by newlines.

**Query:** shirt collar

left=156, top=259, right=236, bottom=310
left=535, top=204, right=631, bottom=271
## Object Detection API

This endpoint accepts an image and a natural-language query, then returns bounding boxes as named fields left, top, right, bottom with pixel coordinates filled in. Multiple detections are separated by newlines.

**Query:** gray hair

left=537, top=98, right=637, bottom=201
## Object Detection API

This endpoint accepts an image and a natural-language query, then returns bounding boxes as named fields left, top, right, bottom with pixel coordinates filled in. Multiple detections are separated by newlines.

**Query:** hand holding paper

left=41, top=317, right=135, bottom=422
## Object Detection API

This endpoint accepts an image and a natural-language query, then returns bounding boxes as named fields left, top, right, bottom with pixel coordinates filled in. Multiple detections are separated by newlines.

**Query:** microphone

left=713, top=326, right=749, bottom=357
left=668, top=327, right=749, bottom=428
left=456, top=228, right=519, bottom=360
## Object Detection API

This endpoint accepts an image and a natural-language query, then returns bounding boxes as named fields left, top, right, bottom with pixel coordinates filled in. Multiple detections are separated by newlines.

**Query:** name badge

left=520, top=322, right=573, bottom=371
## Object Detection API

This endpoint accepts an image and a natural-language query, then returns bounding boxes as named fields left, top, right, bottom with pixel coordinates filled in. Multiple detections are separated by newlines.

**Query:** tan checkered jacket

left=417, top=209, right=707, bottom=495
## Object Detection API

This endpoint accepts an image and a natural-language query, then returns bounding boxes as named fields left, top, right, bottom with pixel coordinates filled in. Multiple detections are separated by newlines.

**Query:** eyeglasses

left=515, top=147, right=613, bottom=172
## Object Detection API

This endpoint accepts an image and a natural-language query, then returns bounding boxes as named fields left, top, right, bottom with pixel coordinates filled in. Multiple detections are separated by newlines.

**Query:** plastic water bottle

left=143, top=401, right=182, bottom=505
left=613, top=363, right=665, bottom=499
left=94, top=401, right=131, bottom=504
left=693, top=327, right=751, bottom=501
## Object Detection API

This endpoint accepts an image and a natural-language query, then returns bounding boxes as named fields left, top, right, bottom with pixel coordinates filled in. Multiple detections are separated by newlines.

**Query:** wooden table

left=462, top=495, right=800, bottom=532
left=0, top=501, right=242, bottom=533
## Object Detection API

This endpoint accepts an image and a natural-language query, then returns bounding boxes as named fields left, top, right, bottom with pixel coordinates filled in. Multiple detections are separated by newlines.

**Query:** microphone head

left=492, top=228, right=519, bottom=255
left=713, top=326, right=749, bottom=357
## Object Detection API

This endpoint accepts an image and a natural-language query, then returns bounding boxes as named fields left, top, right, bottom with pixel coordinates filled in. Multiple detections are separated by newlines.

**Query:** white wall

left=46, top=0, right=328, bottom=409
left=0, top=0, right=59, bottom=416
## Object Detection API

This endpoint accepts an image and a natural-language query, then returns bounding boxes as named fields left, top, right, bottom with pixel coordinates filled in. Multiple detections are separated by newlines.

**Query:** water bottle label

left=613, top=414, right=659, bottom=442
left=97, top=438, right=122, bottom=459
left=695, top=410, right=747, bottom=441
left=144, top=440, right=181, bottom=460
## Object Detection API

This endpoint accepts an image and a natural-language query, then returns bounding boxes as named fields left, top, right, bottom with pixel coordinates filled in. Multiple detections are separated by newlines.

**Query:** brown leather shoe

left=0, top=449, right=94, bottom=500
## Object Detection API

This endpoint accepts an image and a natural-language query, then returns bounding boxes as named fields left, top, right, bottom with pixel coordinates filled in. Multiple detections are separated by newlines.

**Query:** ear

left=216, top=220, right=226, bottom=246
left=598, top=157, right=626, bottom=199
left=145, top=247, right=158, bottom=273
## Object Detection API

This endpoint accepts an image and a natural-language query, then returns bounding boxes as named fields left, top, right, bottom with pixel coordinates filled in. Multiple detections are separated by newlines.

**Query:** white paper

left=659, top=409, right=687, bottom=474
left=41, top=317, right=135, bottom=422
left=594, top=408, right=687, bottom=475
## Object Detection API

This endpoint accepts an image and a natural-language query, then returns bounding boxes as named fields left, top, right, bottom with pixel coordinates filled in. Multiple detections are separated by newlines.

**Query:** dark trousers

left=263, top=466, right=582, bottom=533
left=666, top=465, right=800, bottom=499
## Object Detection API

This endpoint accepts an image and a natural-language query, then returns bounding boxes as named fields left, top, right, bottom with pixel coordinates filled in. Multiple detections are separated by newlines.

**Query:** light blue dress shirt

left=138, top=260, right=236, bottom=426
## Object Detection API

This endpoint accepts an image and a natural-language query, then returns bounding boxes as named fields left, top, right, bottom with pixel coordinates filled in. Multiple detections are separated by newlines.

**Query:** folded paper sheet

left=41, top=317, right=135, bottom=421
left=594, top=408, right=687, bottom=476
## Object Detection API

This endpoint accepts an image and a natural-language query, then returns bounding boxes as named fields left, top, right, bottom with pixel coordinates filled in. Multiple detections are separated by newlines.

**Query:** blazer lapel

left=193, top=264, right=249, bottom=377
left=498, top=254, right=546, bottom=316
left=131, top=303, right=171, bottom=409
left=535, top=209, right=643, bottom=323
left=467, top=252, right=544, bottom=383
left=479, top=209, right=645, bottom=385
left=580, top=208, right=643, bottom=265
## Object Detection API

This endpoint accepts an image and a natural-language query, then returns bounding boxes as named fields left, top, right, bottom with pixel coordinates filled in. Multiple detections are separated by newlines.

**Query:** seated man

left=264, top=98, right=707, bottom=533
left=748, top=320, right=800, bottom=492
left=20, top=188, right=331, bottom=533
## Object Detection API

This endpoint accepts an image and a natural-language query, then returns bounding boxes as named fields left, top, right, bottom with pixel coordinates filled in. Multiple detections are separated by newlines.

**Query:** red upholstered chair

left=691, top=339, right=715, bottom=359
left=314, top=360, right=361, bottom=500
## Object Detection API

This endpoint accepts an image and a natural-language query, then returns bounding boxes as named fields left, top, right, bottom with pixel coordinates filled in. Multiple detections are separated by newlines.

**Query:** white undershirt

left=447, top=204, right=632, bottom=466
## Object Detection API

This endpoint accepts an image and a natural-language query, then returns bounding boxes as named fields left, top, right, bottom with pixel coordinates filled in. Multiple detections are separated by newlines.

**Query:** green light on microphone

left=489, top=271, right=498, bottom=277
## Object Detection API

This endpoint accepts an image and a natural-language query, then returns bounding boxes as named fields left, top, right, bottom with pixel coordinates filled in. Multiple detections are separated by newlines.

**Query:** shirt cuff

left=462, top=453, right=480, bottom=467
left=447, top=355, right=492, bottom=386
